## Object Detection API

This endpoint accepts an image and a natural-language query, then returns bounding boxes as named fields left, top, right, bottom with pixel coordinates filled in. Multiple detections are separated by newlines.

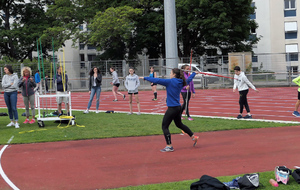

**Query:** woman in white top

left=110, top=67, right=125, bottom=101
left=125, top=68, right=140, bottom=115
left=233, top=66, right=259, bottom=119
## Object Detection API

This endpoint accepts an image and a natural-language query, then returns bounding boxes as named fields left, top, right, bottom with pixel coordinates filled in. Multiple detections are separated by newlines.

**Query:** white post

left=164, top=0, right=178, bottom=76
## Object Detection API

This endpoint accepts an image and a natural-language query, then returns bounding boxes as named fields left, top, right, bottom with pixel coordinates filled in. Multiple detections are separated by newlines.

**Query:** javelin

left=154, top=65, right=236, bottom=79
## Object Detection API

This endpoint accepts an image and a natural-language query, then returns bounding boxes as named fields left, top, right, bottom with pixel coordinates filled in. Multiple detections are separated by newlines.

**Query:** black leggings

left=162, top=106, right=193, bottom=145
left=239, top=89, right=250, bottom=113
left=181, top=92, right=191, bottom=117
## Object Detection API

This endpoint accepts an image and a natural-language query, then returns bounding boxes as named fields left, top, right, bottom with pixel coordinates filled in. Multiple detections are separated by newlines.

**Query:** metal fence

left=1, top=52, right=300, bottom=92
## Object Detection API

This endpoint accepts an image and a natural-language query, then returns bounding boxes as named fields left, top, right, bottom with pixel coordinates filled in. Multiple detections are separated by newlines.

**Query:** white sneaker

left=7, top=122, right=15, bottom=127
left=95, top=110, right=99, bottom=114
left=83, top=110, right=89, bottom=114
left=15, top=123, right=20, bottom=129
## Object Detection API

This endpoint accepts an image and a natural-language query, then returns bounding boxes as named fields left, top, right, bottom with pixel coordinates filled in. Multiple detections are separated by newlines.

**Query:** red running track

left=0, top=87, right=300, bottom=189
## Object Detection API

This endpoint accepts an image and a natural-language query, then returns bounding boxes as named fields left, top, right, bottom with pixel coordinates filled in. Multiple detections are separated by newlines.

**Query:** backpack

left=190, top=175, right=230, bottom=190
left=292, top=169, right=300, bottom=184
left=238, top=173, right=259, bottom=190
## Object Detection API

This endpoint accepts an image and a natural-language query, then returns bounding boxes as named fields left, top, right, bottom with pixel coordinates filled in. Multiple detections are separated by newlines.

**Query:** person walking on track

left=233, top=66, right=259, bottom=119
left=141, top=68, right=199, bottom=152
left=110, top=67, right=125, bottom=102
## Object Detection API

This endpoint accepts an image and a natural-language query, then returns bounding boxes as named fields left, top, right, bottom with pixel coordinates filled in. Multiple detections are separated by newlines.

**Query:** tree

left=0, top=0, right=56, bottom=61
left=176, top=0, right=258, bottom=57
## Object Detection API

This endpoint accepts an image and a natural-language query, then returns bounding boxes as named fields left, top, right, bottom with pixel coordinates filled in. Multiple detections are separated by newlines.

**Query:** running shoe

left=160, top=146, right=174, bottom=152
left=136, top=112, right=141, bottom=115
left=123, top=94, right=126, bottom=100
left=113, top=99, right=118, bottom=102
left=29, top=119, right=36, bottom=124
left=83, top=110, right=89, bottom=114
left=188, top=117, right=194, bottom=121
left=192, top=136, right=199, bottom=147
left=127, top=112, right=133, bottom=115
left=95, top=110, right=99, bottom=114
left=293, top=111, right=300, bottom=117
left=15, top=123, right=20, bottom=129
left=152, top=98, right=157, bottom=101
left=243, top=115, right=252, bottom=119
left=223, top=177, right=241, bottom=189
left=6, top=122, right=15, bottom=127
left=23, top=119, right=30, bottom=124
left=237, top=114, right=243, bottom=119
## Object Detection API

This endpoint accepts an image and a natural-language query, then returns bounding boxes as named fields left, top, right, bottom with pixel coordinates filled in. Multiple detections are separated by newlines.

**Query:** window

left=88, top=54, right=96, bottom=61
left=87, top=45, right=96, bottom=50
left=80, top=62, right=85, bottom=69
left=285, top=0, right=296, bottom=9
left=252, top=56, right=258, bottom=62
left=81, top=81, right=86, bottom=88
left=285, top=22, right=298, bottom=39
left=79, top=44, right=85, bottom=50
left=286, top=44, right=298, bottom=61
left=80, top=54, right=85, bottom=61
left=80, top=72, right=85, bottom=77
left=250, top=2, right=256, bottom=19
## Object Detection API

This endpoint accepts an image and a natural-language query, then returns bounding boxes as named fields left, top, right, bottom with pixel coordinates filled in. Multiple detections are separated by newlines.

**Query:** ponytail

left=172, top=68, right=187, bottom=86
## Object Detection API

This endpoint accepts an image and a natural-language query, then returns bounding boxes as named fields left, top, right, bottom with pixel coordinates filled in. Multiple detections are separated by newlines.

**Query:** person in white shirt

left=125, top=68, right=140, bottom=115
left=110, top=67, right=125, bottom=101
left=233, top=66, right=259, bottom=119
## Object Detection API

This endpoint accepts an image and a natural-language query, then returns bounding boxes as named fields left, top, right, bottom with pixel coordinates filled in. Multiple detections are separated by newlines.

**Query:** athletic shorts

left=128, top=92, right=138, bottom=95
left=298, top=91, right=300, bottom=100
left=151, top=83, right=157, bottom=86
left=113, top=83, right=120, bottom=87
left=56, top=91, right=69, bottom=104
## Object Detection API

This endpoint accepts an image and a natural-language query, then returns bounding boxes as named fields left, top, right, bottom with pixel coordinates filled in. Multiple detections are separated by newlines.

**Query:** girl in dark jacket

left=84, top=67, right=102, bottom=114
left=18, top=67, right=36, bottom=124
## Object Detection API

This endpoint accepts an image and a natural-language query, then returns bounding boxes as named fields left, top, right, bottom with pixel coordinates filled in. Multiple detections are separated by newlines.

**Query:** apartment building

left=252, top=0, right=300, bottom=77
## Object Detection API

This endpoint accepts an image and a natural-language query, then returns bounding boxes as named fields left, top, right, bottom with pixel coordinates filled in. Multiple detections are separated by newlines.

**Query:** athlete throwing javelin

left=140, top=68, right=199, bottom=152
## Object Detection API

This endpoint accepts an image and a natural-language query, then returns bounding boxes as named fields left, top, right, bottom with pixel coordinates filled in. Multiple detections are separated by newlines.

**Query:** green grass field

left=0, top=108, right=299, bottom=189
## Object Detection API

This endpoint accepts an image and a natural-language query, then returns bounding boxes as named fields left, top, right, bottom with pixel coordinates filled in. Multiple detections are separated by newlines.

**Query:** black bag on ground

left=292, top=169, right=300, bottom=184
left=190, top=175, right=230, bottom=190
left=238, top=173, right=259, bottom=190
left=0, top=112, right=8, bottom=116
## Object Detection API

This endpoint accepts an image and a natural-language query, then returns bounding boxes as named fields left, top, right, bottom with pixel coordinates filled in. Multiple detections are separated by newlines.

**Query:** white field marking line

left=0, top=136, right=20, bottom=190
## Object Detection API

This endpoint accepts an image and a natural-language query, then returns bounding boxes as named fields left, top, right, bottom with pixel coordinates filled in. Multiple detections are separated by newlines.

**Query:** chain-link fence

left=1, top=52, right=300, bottom=92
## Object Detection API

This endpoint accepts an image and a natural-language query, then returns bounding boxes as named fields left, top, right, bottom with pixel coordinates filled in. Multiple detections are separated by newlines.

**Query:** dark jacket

left=18, top=76, right=36, bottom=96
left=89, top=73, right=102, bottom=91
left=57, top=72, right=68, bottom=92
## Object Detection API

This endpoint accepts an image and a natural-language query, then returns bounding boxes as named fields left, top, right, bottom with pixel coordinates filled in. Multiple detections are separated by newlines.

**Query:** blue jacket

left=35, top=72, right=41, bottom=83
left=144, top=72, right=196, bottom=107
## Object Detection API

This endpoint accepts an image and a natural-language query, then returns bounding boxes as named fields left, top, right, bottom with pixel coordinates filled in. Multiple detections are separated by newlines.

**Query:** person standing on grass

left=34, top=70, right=41, bottom=93
left=140, top=68, right=199, bottom=152
left=292, top=75, right=300, bottom=117
left=125, top=68, right=141, bottom=115
left=18, top=67, right=36, bottom=124
left=110, top=67, right=125, bottom=102
left=149, top=67, right=158, bottom=101
left=56, top=66, right=69, bottom=116
left=2, top=65, right=20, bottom=128
left=180, top=65, right=195, bottom=121
left=233, top=66, right=259, bottom=119
left=84, top=67, right=102, bottom=114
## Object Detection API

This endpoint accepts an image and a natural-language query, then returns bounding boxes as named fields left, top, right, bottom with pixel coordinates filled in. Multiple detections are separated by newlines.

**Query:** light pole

left=142, top=48, right=148, bottom=85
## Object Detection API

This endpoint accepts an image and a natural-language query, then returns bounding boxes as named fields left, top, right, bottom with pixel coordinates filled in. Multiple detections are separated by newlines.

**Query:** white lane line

left=0, top=136, right=20, bottom=190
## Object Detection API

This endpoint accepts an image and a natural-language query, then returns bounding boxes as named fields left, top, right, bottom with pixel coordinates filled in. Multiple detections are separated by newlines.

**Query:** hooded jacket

left=125, top=74, right=140, bottom=93
left=233, top=71, right=256, bottom=91
left=111, top=71, right=120, bottom=84
left=18, top=67, right=36, bottom=96
left=2, top=73, right=19, bottom=93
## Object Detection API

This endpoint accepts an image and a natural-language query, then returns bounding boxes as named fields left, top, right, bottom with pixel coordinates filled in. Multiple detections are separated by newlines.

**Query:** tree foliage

left=0, top=0, right=258, bottom=61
